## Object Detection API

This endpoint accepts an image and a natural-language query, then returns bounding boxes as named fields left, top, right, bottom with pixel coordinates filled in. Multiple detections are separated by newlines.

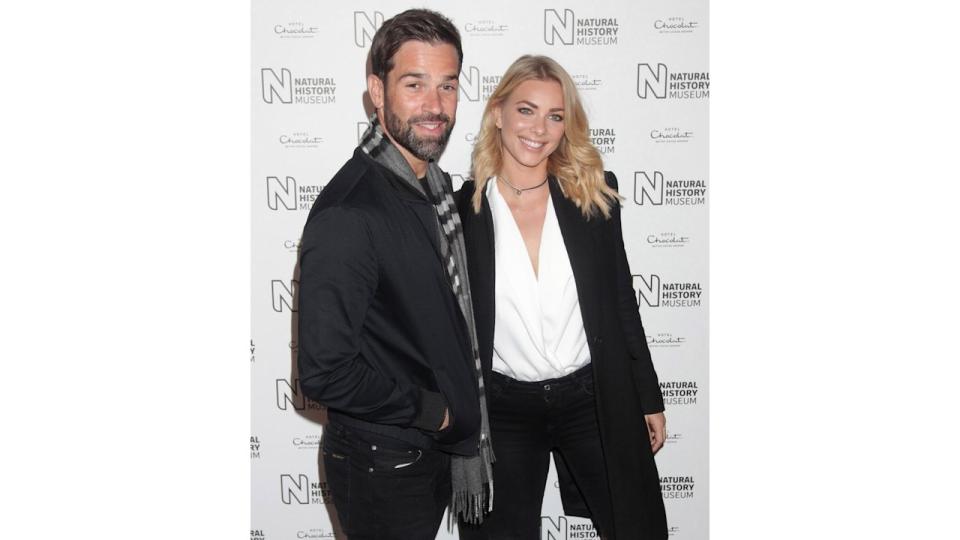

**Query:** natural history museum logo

left=540, top=516, right=599, bottom=539
left=660, top=475, right=696, bottom=500
left=637, top=63, right=709, bottom=100
left=633, top=171, right=707, bottom=207
left=266, top=176, right=323, bottom=211
left=261, top=68, right=337, bottom=105
left=633, top=274, right=704, bottom=309
left=460, top=65, right=501, bottom=102
left=544, top=9, right=620, bottom=46
left=660, top=380, right=699, bottom=406
left=280, top=474, right=333, bottom=505
left=590, top=127, right=616, bottom=155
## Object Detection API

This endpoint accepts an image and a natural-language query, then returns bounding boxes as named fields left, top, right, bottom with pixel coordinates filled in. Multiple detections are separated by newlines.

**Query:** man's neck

left=398, top=146, right=428, bottom=178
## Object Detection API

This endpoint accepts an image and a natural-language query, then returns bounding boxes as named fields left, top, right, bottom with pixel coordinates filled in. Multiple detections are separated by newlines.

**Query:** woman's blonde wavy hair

left=470, top=54, right=619, bottom=218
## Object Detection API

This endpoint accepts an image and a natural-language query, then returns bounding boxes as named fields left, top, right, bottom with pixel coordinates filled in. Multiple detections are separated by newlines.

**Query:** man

left=297, top=9, right=493, bottom=539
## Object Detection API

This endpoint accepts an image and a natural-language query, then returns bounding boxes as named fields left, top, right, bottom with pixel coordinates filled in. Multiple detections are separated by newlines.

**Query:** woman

left=456, top=55, right=668, bottom=540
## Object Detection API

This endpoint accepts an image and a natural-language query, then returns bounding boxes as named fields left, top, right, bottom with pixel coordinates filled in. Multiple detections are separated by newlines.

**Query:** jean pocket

left=321, top=428, right=351, bottom=460
left=369, top=443, right=424, bottom=472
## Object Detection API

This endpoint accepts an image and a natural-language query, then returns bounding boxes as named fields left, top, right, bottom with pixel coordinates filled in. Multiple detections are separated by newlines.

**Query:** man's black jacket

left=297, top=148, right=480, bottom=455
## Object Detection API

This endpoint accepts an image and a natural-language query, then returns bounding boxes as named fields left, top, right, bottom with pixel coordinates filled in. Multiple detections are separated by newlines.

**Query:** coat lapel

left=405, top=199, right=443, bottom=260
left=460, top=183, right=497, bottom=377
left=549, top=178, right=602, bottom=342
left=364, top=154, right=444, bottom=261
left=391, top=184, right=443, bottom=262
left=372, top=165, right=451, bottom=306
left=391, top=177, right=477, bottom=361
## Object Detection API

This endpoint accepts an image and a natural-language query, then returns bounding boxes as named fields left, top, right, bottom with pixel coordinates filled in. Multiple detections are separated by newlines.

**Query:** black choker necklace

left=499, top=175, right=548, bottom=196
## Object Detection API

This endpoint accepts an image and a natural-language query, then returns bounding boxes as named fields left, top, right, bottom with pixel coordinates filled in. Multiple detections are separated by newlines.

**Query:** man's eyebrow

left=395, top=72, right=460, bottom=81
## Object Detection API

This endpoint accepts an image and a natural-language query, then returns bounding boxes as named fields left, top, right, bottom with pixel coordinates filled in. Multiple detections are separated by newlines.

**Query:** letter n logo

left=354, top=11, right=384, bottom=47
left=280, top=474, right=309, bottom=504
left=261, top=68, right=293, bottom=104
left=460, top=66, right=481, bottom=102
left=635, top=274, right=661, bottom=308
left=271, top=280, right=297, bottom=312
left=276, top=378, right=305, bottom=411
left=267, top=176, right=297, bottom=210
left=540, top=516, right=569, bottom=540
left=544, top=9, right=574, bottom=45
left=637, top=63, right=668, bottom=99
left=634, top=171, right=664, bottom=205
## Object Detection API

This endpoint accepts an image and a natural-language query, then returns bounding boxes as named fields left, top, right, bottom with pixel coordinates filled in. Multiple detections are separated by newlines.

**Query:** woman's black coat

left=456, top=172, right=668, bottom=539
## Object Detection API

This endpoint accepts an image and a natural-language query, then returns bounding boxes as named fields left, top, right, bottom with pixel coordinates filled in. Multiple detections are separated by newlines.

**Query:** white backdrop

left=252, top=1, right=708, bottom=538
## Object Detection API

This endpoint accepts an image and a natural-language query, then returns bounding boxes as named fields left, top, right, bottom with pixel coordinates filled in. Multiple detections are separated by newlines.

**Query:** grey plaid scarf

left=360, top=114, right=494, bottom=524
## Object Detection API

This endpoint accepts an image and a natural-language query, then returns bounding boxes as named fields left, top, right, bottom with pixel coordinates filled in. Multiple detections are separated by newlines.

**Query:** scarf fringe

left=449, top=436, right=496, bottom=525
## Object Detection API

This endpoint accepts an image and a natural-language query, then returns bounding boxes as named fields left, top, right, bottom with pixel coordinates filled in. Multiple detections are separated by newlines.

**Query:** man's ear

left=368, top=74, right=384, bottom=109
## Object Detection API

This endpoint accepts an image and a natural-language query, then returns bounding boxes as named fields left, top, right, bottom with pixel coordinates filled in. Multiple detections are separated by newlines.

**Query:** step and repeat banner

left=252, top=1, right=708, bottom=538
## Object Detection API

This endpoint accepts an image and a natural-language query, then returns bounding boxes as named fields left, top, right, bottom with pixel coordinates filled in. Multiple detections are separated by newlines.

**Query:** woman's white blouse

left=487, top=178, right=591, bottom=382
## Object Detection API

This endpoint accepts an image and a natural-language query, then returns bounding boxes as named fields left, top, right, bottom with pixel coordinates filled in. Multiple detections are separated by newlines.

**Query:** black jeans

left=321, top=422, right=451, bottom=540
left=460, top=365, right=613, bottom=540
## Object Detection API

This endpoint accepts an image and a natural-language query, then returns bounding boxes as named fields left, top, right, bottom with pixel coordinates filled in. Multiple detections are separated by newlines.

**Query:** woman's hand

left=644, top=412, right=666, bottom=454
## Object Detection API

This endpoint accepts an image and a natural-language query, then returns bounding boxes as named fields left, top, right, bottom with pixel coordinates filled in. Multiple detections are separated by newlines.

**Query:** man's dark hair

left=370, top=9, right=463, bottom=84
